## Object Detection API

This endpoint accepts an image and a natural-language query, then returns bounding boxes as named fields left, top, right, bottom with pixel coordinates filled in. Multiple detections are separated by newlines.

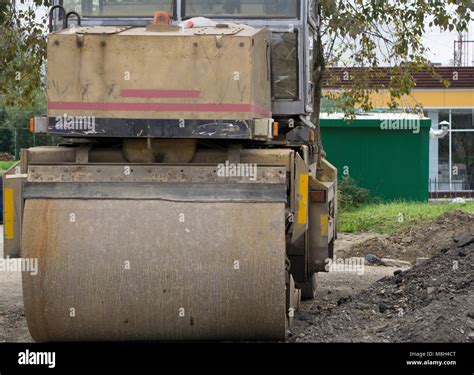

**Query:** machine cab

left=53, top=0, right=318, bottom=117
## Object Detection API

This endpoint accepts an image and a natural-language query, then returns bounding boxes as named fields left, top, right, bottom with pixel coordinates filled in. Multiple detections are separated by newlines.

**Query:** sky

left=18, top=1, right=474, bottom=66
left=423, top=21, right=474, bottom=65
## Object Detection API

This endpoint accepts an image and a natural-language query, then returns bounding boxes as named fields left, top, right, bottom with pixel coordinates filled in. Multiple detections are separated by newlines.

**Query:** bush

left=339, top=176, right=379, bottom=210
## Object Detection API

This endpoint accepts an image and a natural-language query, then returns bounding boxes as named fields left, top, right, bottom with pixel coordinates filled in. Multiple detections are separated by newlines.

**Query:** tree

left=0, top=0, right=7, bottom=24
left=310, top=0, right=472, bottom=177
left=0, top=1, right=51, bottom=108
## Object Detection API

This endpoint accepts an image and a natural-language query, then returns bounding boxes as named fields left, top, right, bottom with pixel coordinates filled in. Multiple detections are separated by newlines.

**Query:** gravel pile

left=291, top=232, right=474, bottom=342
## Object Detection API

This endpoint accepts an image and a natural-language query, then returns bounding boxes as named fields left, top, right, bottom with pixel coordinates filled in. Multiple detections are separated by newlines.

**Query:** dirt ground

left=338, top=210, right=474, bottom=264
left=0, top=211, right=472, bottom=343
left=0, top=226, right=32, bottom=342
left=291, top=212, right=474, bottom=343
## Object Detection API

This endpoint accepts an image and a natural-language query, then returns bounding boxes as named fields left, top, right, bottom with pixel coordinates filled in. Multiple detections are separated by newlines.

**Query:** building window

left=437, top=110, right=450, bottom=188
left=452, top=132, right=474, bottom=190
left=430, top=108, right=474, bottom=194
left=438, top=135, right=450, bottom=184
left=451, top=109, right=474, bottom=130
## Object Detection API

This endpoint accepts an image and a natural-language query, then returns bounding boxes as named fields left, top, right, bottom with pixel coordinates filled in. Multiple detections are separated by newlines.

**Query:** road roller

left=3, top=0, right=337, bottom=341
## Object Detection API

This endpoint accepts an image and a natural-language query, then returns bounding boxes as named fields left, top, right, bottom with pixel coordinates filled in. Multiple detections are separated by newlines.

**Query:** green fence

left=320, top=114, right=431, bottom=202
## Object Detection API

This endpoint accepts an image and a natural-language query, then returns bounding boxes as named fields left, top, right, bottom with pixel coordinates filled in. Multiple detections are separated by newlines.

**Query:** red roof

left=323, top=67, right=474, bottom=89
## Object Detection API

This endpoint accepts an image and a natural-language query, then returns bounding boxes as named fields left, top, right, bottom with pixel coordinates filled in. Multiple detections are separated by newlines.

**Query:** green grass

left=0, top=161, right=16, bottom=174
left=339, top=201, right=474, bottom=235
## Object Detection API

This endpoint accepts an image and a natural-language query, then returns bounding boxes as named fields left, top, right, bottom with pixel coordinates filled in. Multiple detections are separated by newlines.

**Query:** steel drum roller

left=22, top=199, right=286, bottom=341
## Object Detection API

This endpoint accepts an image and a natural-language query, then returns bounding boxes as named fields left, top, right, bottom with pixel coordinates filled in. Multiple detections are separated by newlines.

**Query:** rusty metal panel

left=27, top=147, right=295, bottom=172
left=192, top=149, right=294, bottom=172
left=194, top=26, right=244, bottom=35
left=23, top=182, right=287, bottom=203
left=27, top=165, right=286, bottom=185
left=76, top=26, right=131, bottom=34
left=308, top=176, right=337, bottom=273
left=47, top=25, right=271, bottom=122
left=308, top=202, right=331, bottom=273
left=22, top=199, right=286, bottom=341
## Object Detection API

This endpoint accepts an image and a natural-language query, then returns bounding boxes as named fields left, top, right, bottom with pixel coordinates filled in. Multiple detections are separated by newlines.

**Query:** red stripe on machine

left=48, top=102, right=271, bottom=118
left=120, top=89, right=201, bottom=98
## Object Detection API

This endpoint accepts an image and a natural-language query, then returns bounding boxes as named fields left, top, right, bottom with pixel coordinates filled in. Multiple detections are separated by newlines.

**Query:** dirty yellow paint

left=369, top=90, right=474, bottom=108
left=325, top=89, right=474, bottom=109
left=47, top=27, right=271, bottom=121
left=320, top=214, right=329, bottom=236
left=297, top=174, right=309, bottom=225
left=4, top=188, right=14, bottom=240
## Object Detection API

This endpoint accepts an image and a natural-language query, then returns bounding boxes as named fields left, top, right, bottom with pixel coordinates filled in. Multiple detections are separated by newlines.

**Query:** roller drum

left=22, top=199, right=286, bottom=341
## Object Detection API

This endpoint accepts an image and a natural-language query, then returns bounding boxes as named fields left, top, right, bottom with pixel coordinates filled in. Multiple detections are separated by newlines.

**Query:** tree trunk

left=311, top=1, right=326, bottom=179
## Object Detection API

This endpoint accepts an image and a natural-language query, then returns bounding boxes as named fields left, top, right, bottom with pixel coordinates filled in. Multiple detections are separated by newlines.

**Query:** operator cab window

left=271, top=32, right=299, bottom=100
left=183, top=0, right=300, bottom=19
left=62, top=0, right=174, bottom=17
